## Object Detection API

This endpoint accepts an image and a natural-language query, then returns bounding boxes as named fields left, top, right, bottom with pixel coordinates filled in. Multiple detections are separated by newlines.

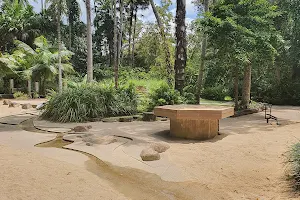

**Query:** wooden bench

left=154, top=105, right=234, bottom=140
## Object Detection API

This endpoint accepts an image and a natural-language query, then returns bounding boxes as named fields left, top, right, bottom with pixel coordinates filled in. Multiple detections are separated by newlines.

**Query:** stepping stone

left=8, top=102, right=20, bottom=108
left=140, top=147, right=160, bottom=161
left=22, top=103, right=32, bottom=109
left=3, top=99, right=11, bottom=105
left=150, top=142, right=170, bottom=153
left=142, top=112, right=156, bottom=121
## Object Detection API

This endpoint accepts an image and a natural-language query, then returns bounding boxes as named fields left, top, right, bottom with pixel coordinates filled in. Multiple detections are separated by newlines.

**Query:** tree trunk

left=57, top=0, right=63, bottom=93
left=41, top=0, right=44, bottom=13
left=27, top=79, right=31, bottom=98
left=117, top=0, right=124, bottom=68
left=131, top=7, right=137, bottom=68
left=174, top=0, right=187, bottom=93
left=195, top=0, right=209, bottom=104
left=241, top=63, right=251, bottom=109
left=113, top=0, right=118, bottom=88
left=128, top=1, right=134, bottom=64
left=234, top=68, right=239, bottom=110
left=86, top=0, right=93, bottom=82
left=150, top=0, right=173, bottom=87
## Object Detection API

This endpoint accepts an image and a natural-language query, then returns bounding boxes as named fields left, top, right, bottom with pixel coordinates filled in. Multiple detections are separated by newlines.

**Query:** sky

left=28, top=0, right=198, bottom=24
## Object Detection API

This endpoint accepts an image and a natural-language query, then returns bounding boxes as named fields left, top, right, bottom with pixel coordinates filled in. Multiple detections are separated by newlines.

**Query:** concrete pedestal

left=170, top=119, right=219, bottom=140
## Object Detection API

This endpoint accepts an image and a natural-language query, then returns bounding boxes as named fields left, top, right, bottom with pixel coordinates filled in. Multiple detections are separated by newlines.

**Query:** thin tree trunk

left=57, top=0, right=63, bottom=93
left=234, top=68, right=239, bottom=110
left=195, top=0, right=209, bottom=104
left=117, top=0, right=124, bottom=68
left=131, top=7, right=137, bottom=68
left=113, top=0, right=118, bottom=88
left=241, top=63, right=251, bottom=109
left=27, top=79, right=31, bottom=98
left=86, top=0, right=93, bottom=82
left=128, top=1, right=134, bottom=65
left=41, top=0, right=44, bottom=13
left=150, top=0, right=173, bottom=86
left=174, top=0, right=187, bottom=93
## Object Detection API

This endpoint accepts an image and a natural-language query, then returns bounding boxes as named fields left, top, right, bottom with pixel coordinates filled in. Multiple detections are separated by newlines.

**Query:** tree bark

left=128, top=0, right=134, bottom=64
left=27, top=79, right=31, bottom=98
left=131, top=7, right=137, bottom=68
left=174, top=0, right=187, bottom=93
left=234, top=68, right=239, bottom=110
left=117, top=0, right=124, bottom=68
left=86, top=0, right=93, bottom=82
left=57, top=0, right=63, bottom=93
left=195, top=0, right=209, bottom=104
left=113, top=0, right=118, bottom=88
left=150, top=0, right=173, bottom=87
left=241, top=63, right=251, bottom=109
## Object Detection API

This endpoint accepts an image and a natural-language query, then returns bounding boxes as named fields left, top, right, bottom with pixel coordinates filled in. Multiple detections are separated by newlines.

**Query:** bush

left=13, top=91, right=29, bottom=100
left=201, top=86, right=228, bottom=101
left=147, top=82, right=183, bottom=111
left=41, top=83, right=137, bottom=122
left=285, top=143, right=300, bottom=190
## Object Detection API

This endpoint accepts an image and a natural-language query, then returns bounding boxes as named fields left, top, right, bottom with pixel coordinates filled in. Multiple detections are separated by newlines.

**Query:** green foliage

left=13, top=91, right=29, bottom=99
left=147, top=82, right=182, bottom=111
left=201, top=86, right=229, bottom=101
left=285, top=143, right=300, bottom=190
left=41, top=83, right=137, bottom=122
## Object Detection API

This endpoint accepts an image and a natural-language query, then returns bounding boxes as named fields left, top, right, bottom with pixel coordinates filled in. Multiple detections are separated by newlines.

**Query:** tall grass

left=285, top=142, right=300, bottom=190
left=41, top=83, right=137, bottom=122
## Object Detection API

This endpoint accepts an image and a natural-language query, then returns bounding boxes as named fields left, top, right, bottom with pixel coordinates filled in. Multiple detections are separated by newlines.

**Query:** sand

left=1, top=101, right=300, bottom=200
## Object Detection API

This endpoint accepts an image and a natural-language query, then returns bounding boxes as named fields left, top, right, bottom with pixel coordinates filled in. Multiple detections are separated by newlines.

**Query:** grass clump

left=13, top=91, right=29, bottom=100
left=41, top=83, right=137, bottom=123
left=285, top=143, right=300, bottom=190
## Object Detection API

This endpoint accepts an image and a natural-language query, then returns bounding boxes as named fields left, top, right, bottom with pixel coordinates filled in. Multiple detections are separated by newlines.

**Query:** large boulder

left=140, top=148, right=160, bottom=161
left=3, top=99, right=11, bottom=105
left=150, top=142, right=170, bottom=153
left=22, top=103, right=32, bottom=109
left=8, top=102, right=20, bottom=108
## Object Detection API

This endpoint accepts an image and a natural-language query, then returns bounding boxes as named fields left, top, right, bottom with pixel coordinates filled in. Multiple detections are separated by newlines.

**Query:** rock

left=3, top=99, right=11, bottom=105
left=22, top=103, right=32, bottom=109
left=140, top=148, right=160, bottom=161
left=133, top=115, right=142, bottom=120
left=82, top=135, right=117, bottom=145
left=36, top=103, right=46, bottom=110
left=142, top=112, right=156, bottom=121
left=72, top=125, right=92, bottom=132
left=119, top=116, right=133, bottom=122
left=150, top=142, right=170, bottom=153
left=86, top=142, right=93, bottom=146
left=8, top=102, right=20, bottom=108
left=89, top=118, right=102, bottom=122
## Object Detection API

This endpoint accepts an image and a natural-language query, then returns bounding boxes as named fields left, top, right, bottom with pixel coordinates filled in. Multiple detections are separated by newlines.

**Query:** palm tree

left=85, top=0, right=93, bottom=82
left=174, top=0, right=187, bottom=93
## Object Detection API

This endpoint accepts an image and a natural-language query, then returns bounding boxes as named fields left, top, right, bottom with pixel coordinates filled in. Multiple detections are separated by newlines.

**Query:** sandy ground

left=1, top=101, right=300, bottom=200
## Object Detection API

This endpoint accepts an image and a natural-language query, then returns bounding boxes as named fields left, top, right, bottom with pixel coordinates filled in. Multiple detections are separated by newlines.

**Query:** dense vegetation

left=0, top=0, right=300, bottom=115
left=285, top=143, right=300, bottom=190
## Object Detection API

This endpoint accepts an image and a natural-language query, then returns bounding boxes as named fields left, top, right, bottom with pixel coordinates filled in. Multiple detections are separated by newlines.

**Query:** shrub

left=147, top=82, right=182, bottom=111
left=13, top=91, right=29, bottom=100
left=201, top=86, right=228, bottom=101
left=41, top=83, right=137, bottom=122
left=285, top=143, right=300, bottom=190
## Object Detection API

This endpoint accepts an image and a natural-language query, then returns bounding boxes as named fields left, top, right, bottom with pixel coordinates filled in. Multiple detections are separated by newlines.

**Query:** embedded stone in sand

left=72, top=125, right=92, bottom=132
left=22, top=103, right=32, bottom=109
left=8, top=102, right=20, bottom=108
left=150, top=142, right=170, bottom=153
left=3, top=99, right=11, bottom=105
left=83, top=135, right=117, bottom=145
left=140, top=148, right=160, bottom=161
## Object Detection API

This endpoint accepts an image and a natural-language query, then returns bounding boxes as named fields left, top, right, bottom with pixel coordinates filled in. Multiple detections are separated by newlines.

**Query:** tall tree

left=113, top=0, right=118, bottom=88
left=117, top=0, right=124, bottom=69
left=174, top=0, right=187, bottom=93
left=150, top=0, right=173, bottom=86
left=85, top=0, right=93, bottom=82
left=57, top=0, right=63, bottom=93
left=195, top=0, right=209, bottom=104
